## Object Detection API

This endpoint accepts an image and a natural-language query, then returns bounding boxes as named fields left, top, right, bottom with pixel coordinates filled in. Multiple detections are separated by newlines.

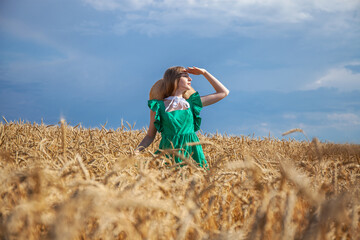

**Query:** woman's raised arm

left=186, top=67, right=229, bottom=107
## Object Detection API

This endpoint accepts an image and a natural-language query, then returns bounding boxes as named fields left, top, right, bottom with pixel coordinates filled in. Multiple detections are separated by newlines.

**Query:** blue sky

left=1, top=0, right=360, bottom=143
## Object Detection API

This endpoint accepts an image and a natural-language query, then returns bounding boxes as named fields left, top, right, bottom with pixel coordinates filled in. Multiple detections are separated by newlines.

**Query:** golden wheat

left=0, top=120, right=359, bottom=239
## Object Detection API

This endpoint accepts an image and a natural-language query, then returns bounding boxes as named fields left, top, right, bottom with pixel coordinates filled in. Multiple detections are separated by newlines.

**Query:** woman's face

left=177, top=72, right=192, bottom=92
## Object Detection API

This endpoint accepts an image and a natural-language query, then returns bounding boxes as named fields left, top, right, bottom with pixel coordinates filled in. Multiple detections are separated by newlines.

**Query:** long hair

left=162, top=66, right=185, bottom=99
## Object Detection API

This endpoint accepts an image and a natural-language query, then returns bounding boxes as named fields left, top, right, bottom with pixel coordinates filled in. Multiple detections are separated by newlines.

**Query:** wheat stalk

left=282, top=128, right=310, bottom=141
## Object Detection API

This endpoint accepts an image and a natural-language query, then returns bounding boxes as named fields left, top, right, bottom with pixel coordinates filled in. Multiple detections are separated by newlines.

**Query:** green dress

left=148, top=92, right=207, bottom=168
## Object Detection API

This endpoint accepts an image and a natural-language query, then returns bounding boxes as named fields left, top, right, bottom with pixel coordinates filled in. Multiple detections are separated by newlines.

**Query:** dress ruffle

left=148, top=100, right=163, bottom=132
left=187, top=92, right=203, bottom=132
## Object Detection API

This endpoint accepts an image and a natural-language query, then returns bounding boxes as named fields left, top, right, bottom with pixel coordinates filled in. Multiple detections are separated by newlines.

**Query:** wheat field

left=0, top=118, right=359, bottom=240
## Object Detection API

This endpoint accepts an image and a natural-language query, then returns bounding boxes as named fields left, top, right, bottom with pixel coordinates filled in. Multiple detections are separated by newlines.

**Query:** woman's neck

left=173, top=89, right=184, bottom=98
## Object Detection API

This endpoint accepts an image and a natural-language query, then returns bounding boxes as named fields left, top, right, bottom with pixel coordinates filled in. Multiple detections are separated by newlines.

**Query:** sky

left=0, top=0, right=360, bottom=143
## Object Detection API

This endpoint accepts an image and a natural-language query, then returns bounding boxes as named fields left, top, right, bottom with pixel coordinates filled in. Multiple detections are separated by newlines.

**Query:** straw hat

left=149, top=79, right=196, bottom=100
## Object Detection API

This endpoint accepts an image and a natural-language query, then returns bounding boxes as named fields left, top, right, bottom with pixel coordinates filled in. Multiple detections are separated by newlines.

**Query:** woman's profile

left=136, top=66, right=229, bottom=168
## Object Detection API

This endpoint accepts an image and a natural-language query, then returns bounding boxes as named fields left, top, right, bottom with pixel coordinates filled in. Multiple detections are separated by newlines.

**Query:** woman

left=136, top=66, right=229, bottom=167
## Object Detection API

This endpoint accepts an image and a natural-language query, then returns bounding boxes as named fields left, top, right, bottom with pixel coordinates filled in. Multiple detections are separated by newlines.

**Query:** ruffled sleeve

left=187, top=92, right=203, bottom=132
left=148, top=100, right=163, bottom=132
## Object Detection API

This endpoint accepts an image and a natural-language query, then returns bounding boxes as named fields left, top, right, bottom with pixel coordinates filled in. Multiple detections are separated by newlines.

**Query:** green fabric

left=148, top=92, right=207, bottom=168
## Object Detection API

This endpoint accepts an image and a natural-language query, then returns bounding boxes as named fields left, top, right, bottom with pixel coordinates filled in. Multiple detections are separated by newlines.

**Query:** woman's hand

left=186, top=67, right=229, bottom=107
left=133, top=147, right=142, bottom=156
left=135, top=111, right=157, bottom=154
left=186, top=67, right=206, bottom=75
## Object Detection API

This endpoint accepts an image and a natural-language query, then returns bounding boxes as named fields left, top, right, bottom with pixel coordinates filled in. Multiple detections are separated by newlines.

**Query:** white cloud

left=82, top=0, right=154, bottom=11
left=326, top=113, right=360, bottom=126
left=305, top=62, right=360, bottom=91
left=312, top=0, right=360, bottom=12
left=82, top=0, right=120, bottom=10
left=82, top=0, right=360, bottom=36
left=232, top=111, right=360, bottom=142
left=82, top=0, right=360, bottom=15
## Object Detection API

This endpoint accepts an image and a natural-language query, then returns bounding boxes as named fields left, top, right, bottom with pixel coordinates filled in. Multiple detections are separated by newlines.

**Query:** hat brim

left=149, top=79, right=196, bottom=100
